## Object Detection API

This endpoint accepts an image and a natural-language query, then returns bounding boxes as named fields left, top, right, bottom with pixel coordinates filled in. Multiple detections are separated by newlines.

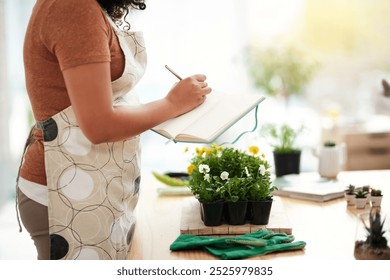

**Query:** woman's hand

left=165, top=74, right=212, bottom=116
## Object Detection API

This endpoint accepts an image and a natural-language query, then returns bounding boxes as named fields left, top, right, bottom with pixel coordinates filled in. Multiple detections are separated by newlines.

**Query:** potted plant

left=344, top=184, right=356, bottom=206
left=354, top=189, right=369, bottom=209
left=362, top=185, right=371, bottom=204
left=186, top=144, right=275, bottom=226
left=187, top=151, right=224, bottom=226
left=370, top=188, right=383, bottom=207
left=354, top=209, right=390, bottom=260
left=245, top=45, right=319, bottom=105
left=247, top=177, right=278, bottom=225
left=222, top=177, right=251, bottom=225
left=323, top=140, right=336, bottom=147
left=260, top=123, right=304, bottom=177
left=316, top=140, right=346, bottom=179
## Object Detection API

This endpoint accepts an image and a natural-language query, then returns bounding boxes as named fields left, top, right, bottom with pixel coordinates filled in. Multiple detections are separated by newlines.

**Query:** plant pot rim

left=273, top=149, right=301, bottom=155
left=199, top=199, right=224, bottom=204
left=225, top=200, right=248, bottom=203
left=249, top=198, right=273, bottom=202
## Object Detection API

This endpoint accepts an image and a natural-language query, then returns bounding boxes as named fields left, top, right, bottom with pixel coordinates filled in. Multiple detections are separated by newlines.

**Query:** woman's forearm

left=63, top=62, right=211, bottom=144
left=86, top=98, right=178, bottom=144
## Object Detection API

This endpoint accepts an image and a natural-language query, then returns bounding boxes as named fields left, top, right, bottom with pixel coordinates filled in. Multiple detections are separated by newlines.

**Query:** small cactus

left=363, top=210, right=388, bottom=249
left=371, top=189, right=382, bottom=196
left=355, top=189, right=368, bottom=198
left=345, top=184, right=355, bottom=195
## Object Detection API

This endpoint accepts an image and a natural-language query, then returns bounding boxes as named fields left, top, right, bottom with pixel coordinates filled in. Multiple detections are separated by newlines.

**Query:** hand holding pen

left=164, top=65, right=212, bottom=115
left=165, top=65, right=210, bottom=91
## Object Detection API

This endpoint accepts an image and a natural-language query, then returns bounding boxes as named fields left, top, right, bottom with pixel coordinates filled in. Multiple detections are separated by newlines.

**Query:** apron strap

left=15, top=125, right=35, bottom=233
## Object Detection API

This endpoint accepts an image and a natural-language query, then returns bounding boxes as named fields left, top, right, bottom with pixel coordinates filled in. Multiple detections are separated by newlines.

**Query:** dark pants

left=17, top=188, right=50, bottom=260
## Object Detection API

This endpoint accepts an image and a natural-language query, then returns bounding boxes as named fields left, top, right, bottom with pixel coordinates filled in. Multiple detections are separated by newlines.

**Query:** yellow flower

left=187, top=164, right=196, bottom=175
left=211, top=143, right=218, bottom=150
left=211, top=143, right=223, bottom=152
left=196, top=147, right=204, bottom=157
left=249, top=145, right=259, bottom=155
left=203, top=147, right=212, bottom=156
left=326, top=108, right=341, bottom=122
left=184, top=147, right=189, bottom=153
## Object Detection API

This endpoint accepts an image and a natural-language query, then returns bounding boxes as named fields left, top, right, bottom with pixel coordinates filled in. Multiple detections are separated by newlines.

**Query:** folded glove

left=170, top=229, right=306, bottom=260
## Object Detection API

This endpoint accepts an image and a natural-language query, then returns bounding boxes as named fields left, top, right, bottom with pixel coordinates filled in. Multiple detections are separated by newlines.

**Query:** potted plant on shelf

left=354, top=209, right=390, bottom=260
left=260, top=123, right=304, bottom=177
left=354, top=189, right=369, bottom=209
left=344, top=184, right=356, bottom=206
left=186, top=144, right=275, bottom=226
left=370, top=189, right=383, bottom=207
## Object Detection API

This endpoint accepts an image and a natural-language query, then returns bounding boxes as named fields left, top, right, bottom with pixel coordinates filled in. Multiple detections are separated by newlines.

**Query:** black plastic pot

left=273, top=150, right=301, bottom=177
left=248, top=199, right=273, bottom=225
left=224, top=201, right=248, bottom=225
left=200, top=200, right=224, bottom=226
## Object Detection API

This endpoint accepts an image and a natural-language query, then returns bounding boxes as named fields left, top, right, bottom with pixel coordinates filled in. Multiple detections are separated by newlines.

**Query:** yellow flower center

left=249, top=145, right=259, bottom=155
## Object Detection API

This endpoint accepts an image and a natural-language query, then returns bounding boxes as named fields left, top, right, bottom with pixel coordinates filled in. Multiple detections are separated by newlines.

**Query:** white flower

left=199, top=164, right=210, bottom=174
left=204, top=173, right=211, bottom=182
left=220, top=171, right=229, bottom=180
left=259, top=164, right=266, bottom=176
left=245, top=166, right=251, bottom=177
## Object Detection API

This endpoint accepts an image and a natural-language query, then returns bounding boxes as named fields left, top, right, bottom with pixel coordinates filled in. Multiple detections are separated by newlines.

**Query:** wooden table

left=128, top=170, right=390, bottom=260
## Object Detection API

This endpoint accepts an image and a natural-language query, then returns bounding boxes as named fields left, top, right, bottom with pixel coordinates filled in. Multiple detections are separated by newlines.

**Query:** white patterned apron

left=38, top=17, right=147, bottom=260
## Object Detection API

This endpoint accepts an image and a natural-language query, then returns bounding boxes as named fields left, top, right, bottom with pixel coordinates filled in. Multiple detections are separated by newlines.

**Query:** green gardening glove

left=169, top=229, right=306, bottom=260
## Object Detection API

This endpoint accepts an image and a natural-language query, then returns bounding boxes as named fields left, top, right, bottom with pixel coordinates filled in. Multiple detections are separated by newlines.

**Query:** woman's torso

left=21, top=0, right=125, bottom=186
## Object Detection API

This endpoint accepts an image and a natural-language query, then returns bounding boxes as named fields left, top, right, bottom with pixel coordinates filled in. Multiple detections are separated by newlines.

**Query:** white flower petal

left=220, top=171, right=229, bottom=180
left=199, top=164, right=210, bottom=174
left=259, top=165, right=266, bottom=176
left=245, top=166, right=251, bottom=177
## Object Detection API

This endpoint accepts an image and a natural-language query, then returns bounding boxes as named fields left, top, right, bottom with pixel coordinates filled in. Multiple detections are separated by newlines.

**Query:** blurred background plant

left=245, top=45, right=320, bottom=105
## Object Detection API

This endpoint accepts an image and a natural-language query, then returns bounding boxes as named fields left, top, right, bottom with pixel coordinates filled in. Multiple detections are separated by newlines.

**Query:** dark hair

left=97, top=0, right=146, bottom=21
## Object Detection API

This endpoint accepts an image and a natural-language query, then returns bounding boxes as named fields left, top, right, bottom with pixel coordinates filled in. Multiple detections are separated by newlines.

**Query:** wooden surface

left=180, top=196, right=292, bottom=235
left=128, top=170, right=390, bottom=260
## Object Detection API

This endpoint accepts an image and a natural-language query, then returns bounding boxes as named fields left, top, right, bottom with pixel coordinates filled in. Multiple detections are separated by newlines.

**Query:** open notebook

left=151, top=90, right=265, bottom=143
left=272, top=173, right=347, bottom=202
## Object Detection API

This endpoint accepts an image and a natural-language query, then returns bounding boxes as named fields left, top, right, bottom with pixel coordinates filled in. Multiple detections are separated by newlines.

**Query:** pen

left=165, top=65, right=183, bottom=80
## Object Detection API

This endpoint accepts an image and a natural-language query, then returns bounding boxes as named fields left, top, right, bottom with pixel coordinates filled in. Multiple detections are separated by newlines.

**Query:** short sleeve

left=41, top=0, right=112, bottom=71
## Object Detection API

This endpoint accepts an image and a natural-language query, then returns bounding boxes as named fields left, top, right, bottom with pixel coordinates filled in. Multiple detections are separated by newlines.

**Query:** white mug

left=317, top=143, right=346, bottom=179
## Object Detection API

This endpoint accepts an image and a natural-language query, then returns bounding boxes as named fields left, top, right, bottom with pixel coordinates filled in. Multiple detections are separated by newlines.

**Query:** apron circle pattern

left=50, top=234, right=69, bottom=260
left=36, top=118, right=58, bottom=142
